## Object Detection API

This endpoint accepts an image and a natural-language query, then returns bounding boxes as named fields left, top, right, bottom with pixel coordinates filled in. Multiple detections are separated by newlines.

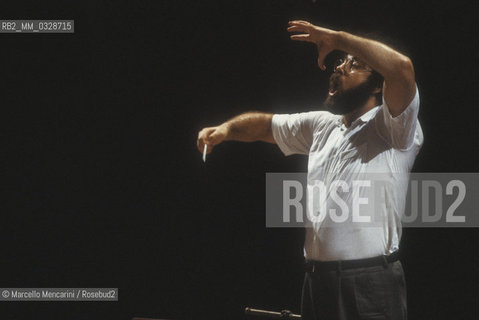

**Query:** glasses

left=332, top=57, right=372, bottom=74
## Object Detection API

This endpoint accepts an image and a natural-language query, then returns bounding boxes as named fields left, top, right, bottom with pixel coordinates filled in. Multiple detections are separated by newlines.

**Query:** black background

left=1, top=0, right=478, bottom=319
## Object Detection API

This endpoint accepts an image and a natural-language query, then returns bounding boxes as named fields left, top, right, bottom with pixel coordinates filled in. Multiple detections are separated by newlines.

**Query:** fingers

left=287, top=22, right=313, bottom=43
left=316, top=45, right=329, bottom=71
left=197, top=139, right=213, bottom=154
left=316, top=41, right=334, bottom=71
left=196, top=134, right=205, bottom=153
left=197, top=127, right=222, bottom=154
left=287, top=25, right=309, bottom=33
left=197, top=140, right=213, bottom=154
left=289, top=34, right=311, bottom=42
left=288, top=20, right=312, bottom=27
left=197, top=127, right=214, bottom=153
left=288, top=20, right=333, bottom=71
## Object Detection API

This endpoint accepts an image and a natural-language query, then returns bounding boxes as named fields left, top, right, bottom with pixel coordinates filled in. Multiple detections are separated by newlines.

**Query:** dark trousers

left=301, top=260, right=407, bottom=320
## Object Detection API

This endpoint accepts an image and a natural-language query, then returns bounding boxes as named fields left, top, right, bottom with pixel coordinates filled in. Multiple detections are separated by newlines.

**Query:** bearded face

left=324, top=55, right=382, bottom=115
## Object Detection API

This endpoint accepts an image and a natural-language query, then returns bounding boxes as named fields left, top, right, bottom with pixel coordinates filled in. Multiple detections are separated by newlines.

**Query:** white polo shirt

left=272, top=86, right=423, bottom=261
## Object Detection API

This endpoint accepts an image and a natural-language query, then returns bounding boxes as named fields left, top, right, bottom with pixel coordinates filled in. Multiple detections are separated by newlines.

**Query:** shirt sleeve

left=271, top=111, right=326, bottom=156
left=375, top=84, right=420, bottom=150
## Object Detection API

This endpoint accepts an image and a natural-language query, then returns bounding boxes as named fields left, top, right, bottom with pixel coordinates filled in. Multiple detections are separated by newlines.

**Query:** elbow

left=386, top=55, right=415, bottom=91
left=396, top=56, right=415, bottom=82
left=261, top=114, right=275, bottom=143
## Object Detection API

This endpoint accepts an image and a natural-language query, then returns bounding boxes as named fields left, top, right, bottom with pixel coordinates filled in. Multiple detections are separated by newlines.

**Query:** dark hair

left=369, top=69, right=384, bottom=105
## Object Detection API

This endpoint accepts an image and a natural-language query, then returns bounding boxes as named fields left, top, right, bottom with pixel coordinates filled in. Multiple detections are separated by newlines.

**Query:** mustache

left=329, top=73, right=341, bottom=87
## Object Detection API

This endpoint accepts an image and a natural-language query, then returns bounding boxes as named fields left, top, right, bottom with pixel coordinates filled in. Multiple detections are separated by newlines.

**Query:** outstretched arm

left=197, top=112, right=274, bottom=154
left=287, top=20, right=416, bottom=117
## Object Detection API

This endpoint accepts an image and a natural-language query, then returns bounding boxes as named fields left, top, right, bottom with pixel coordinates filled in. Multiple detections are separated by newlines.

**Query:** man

left=197, top=20, right=422, bottom=320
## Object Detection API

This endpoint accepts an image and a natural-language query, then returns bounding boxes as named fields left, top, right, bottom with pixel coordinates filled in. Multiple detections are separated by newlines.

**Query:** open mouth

left=329, top=88, right=338, bottom=96
left=329, top=78, right=341, bottom=96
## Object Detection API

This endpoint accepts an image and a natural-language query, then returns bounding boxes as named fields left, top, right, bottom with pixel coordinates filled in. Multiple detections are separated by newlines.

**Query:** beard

left=324, top=75, right=378, bottom=115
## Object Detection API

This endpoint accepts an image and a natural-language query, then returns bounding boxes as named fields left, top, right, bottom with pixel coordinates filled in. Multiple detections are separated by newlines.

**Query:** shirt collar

left=354, top=106, right=380, bottom=124
left=337, top=106, right=380, bottom=128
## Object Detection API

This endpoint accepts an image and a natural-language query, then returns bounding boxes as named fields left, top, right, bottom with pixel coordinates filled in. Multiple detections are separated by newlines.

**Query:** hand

left=197, top=124, right=229, bottom=154
left=287, top=20, right=339, bottom=70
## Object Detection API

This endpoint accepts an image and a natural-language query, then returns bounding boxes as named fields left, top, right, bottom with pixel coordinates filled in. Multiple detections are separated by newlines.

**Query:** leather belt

left=305, top=251, right=400, bottom=273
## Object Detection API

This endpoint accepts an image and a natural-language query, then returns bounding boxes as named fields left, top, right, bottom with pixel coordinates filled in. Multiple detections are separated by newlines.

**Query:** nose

left=334, top=61, right=347, bottom=74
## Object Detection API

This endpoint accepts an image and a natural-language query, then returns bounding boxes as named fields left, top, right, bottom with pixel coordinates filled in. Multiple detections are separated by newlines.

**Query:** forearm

left=222, top=112, right=274, bottom=143
left=334, top=31, right=416, bottom=115
left=334, top=31, right=414, bottom=81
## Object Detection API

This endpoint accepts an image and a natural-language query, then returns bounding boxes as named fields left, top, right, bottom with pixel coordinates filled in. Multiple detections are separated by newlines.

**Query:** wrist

left=219, top=122, right=232, bottom=140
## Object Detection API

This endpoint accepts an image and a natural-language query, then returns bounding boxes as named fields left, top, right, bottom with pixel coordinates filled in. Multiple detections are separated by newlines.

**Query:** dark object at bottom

left=245, top=307, right=301, bottom=319
left=132, top=318, right=171, bottom=320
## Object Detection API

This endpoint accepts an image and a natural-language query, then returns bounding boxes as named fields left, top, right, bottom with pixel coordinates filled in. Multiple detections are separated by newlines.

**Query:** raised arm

left=287, top=20, right=416, bottom=117
left=197, top=112, right=274, bottom=154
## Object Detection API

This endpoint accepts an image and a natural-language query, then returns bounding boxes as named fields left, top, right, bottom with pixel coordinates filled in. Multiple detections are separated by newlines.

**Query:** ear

left=372, top=80, right=384, bottom=94
left=372, top=86, right=382, bottom=94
